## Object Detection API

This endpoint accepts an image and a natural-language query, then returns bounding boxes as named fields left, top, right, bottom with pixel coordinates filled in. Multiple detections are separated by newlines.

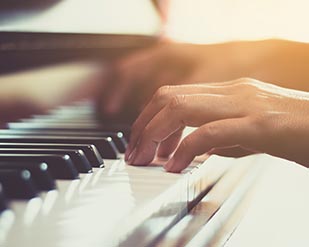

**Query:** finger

left=200, top=80, right=240, bottom=86
left=127, top=84, right=238, bottom=156
left=128, top=94, right=244, bottom=165
left=178, top=75, right=244, bottom=87
left=133, top=82, right=239, bottom=124
left=103, top=69, right=136, bottom=114
left=103, top=56, right=158, bottom=114
left=103, top=45, right=165, bottom=114
left=110, top=49, right=191, bottom=116
left=157, top=128, right=184, bottom=158
left=164, top=118, right=255, bottom=172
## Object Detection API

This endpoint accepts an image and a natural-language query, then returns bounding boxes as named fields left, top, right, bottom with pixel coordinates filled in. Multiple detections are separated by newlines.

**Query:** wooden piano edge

left=118, top=154, right=266, bottom=247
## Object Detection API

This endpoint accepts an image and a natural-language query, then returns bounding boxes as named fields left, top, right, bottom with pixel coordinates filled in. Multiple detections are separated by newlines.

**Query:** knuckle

left=234, top=77, right=258, bottom=88
left=238, top=80, right=260, bottom=95
left=154, top=85, right=172, bottom=102
left=235, top=77, right=256, bottom=84
left=169, top=95, right=187, bottom=111
left=202, top=124, right=220, bottom=140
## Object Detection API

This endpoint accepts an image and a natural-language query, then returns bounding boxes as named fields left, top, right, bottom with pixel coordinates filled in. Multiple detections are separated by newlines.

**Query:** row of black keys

left=0, top=128, right=129, bottom=211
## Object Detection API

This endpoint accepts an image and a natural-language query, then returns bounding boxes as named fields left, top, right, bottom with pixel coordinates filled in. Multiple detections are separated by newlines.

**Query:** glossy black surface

left=0, top=143, right=104, bottom=168
left=7, top=122, right=131, bottom=140
left=0, top=130, right=127, bottom=153
left=0, top=169, right=38, bottom=199
left=0, top=153, right=79, bottom=179
left=0, top=148, right=92, bottom=173
left=0, top=161, right=55, bottom=191
left=0, top=135, right=119, bottom=159
left=0, top=184, right=7, bottom=212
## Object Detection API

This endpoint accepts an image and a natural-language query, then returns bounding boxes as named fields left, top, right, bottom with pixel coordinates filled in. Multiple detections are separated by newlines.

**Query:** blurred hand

left=0, top=62, right=101, bottom=125
left=99, top=39, right=309, bottom=122
left=100, top=42, right=240, bottom=119
left=125, top=78, right=309, bottom=172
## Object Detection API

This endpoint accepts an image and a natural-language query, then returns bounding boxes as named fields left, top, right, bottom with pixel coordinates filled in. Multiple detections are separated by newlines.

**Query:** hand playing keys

left=126, top=78, right=309, bottom=172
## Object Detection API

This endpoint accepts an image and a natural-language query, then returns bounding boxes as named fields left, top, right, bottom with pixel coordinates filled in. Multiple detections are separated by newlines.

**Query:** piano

left=0, top=1, right=268, bottom=246
left=0, top=58, right=265, bottom=247
left=0, top=99, right=265, bottom=247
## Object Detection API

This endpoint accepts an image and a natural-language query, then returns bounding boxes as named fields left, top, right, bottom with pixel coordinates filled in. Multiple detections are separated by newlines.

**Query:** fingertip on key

left=126, top=147, right=137, bottom=165
left=164, top=157, right=189, bottom=173
left=164, top=158, right=175, bottom=172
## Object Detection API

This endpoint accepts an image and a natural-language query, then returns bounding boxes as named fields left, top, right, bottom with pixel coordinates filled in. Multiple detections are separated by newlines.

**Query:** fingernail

left=127, top=147, right=137, bottom=165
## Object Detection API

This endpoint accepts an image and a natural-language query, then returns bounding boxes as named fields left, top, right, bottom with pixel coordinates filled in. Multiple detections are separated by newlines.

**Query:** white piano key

left=2, top=101, right=268, bottom=247
left=1, top=154, right=233, bottom=247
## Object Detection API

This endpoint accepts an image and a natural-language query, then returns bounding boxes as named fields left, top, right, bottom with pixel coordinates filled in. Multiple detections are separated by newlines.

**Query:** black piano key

left=7, top=122, right=131, bottom=140
left=0, top=143, right=104, bottom=168
left=0, top=184, right=8, bottom=213
left=0, top=149, right=92, bottom=173
left=0, top=130, right=127, bottom=153
left=101, top=132, right=126, bottom=153
left=0, top=135, right=119, bottom=159
left=0, top=162, right=55, bottom=191
left=0, top=154, right=79, bottom=179
left=0, top=169, right=38, bottom=199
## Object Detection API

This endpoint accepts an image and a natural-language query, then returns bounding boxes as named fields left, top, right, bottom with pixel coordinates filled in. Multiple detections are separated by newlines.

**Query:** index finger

left=125, top=83, right=237, bottom=159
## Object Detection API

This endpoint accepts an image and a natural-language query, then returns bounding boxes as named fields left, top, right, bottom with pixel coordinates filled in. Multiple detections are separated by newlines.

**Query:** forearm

left=230, top=39, right=309, bottom=91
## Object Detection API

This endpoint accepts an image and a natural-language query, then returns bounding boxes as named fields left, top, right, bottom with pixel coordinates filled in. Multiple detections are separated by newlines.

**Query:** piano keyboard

left=0, top=101, right=261, bottom=247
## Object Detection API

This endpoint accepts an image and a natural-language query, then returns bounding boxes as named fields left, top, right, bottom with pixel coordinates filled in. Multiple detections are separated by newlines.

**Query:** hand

left=99, top=39, right=309, bottom=122
left=125, top=78, right=309, bottom=172
left=99, top=42, right=240, bottom=118
left=100, top=42, right=201, bottom=116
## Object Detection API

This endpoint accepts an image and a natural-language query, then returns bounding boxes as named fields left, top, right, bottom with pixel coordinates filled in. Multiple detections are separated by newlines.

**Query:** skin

left=125, top=78, right=309, bottom=172
left=101, top=39, right=309, bottom=116
left=0, top=62, right=102, bottom=125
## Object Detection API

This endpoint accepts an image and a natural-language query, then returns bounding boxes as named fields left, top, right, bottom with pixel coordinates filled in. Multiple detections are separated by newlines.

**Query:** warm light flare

left=165, top=0, right=309, bottom=43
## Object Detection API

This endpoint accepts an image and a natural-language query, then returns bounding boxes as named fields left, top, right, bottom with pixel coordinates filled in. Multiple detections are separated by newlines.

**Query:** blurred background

left=165, top=0, right=309, bottom=43
left=0, top=0, right=308, bottom=124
